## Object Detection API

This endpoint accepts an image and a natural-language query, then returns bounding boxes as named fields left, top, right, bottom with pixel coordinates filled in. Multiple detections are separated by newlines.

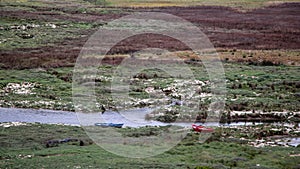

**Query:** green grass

left=0, top=124, right=299, bottom=168
left=0, top=0, right=124, bottom=50
left=0, top=0, right=91, bottom=9
left=0, top=17, right=94, bottom=50
left=0, top=0, right=123, bottom=15
left=0, top=62, right=299, bottom=112
left=224, top=63, right=300, bottom=112
left=0, top=68, right=74, bottom=110
left=0, top=0, right=121, bottom=14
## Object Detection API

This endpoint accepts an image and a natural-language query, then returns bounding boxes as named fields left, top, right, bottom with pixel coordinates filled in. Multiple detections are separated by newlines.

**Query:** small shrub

left=194, top=166, right=213, bottom=169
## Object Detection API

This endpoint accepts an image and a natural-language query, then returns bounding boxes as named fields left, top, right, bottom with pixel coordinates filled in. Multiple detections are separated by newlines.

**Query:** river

left=0, top=107, right=295, bottom=127
left=1, top=107, right=299, bottom=147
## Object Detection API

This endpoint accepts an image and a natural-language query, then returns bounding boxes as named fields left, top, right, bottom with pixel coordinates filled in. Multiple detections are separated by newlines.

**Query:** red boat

left=192, top=124, right=214, bottom=133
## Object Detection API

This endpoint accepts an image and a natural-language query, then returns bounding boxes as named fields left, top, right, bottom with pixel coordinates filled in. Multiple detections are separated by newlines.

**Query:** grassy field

left=1, top=0, right=300, bottom=168
left=0, top=123, right=299, bottom=169
left=1, top=61, right=299, bottom=113
left=0, top=18, right=94, bottom=51
left=1, top=60, right=300, bottom=124
left=101, top=0, right=300, bottom=8
left=0, top=0, right=124, bottom=50
left=2, top=0, right=300, bottom=9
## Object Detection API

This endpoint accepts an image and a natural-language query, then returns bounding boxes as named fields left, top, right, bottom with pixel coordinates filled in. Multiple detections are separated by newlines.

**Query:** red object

left=192, top=124, right=214, bottom=133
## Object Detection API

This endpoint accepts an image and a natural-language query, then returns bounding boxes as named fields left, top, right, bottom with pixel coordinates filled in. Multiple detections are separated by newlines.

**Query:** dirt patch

left=0, top=28, right=94, bottom=69
left=0, top=9, right=123, bottom=23
left=146, top=3, right=300, bottom=50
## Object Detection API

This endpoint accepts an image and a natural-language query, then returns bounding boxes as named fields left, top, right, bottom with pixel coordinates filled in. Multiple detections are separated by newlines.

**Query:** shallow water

left=1, top=107, right=299, bottom=147
left=0, top=107, right=80, bottom=126
left=287, top=138, right=300, bottom=147
left=0, top=107, right=298, bottom=128
left=277, top=137, right=300, bottom=147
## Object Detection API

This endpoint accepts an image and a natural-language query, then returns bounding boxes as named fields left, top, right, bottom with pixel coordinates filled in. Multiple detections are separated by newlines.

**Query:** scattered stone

left=46, top=23, right=57, bottom=29
left=17, top=32, right=34, bottom=39
left=4, top=82, right=36, bottom=95
left=0, top=122, right=29, bottom=128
